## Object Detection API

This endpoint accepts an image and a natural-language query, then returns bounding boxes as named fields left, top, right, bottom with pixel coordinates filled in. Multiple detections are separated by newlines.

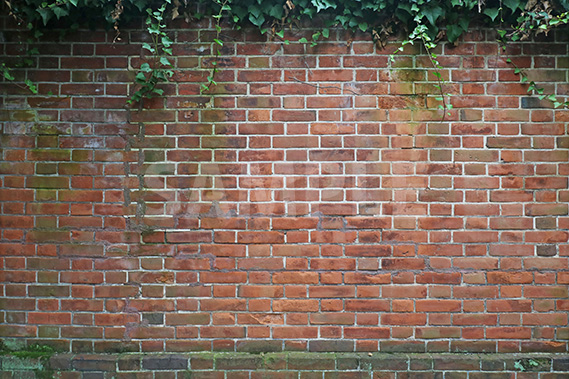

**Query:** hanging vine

left=1, top=0, right=568, bottom=106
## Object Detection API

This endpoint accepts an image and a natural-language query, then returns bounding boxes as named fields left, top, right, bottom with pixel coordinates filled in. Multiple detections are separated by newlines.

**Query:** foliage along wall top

left=4, top=0, right=569, bottom=52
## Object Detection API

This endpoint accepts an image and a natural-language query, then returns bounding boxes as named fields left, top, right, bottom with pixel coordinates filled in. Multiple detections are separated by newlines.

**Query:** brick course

left=0, top=16, right=568, bottom=357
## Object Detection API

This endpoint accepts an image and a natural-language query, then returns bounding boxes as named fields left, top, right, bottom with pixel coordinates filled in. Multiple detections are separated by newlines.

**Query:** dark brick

left=433, top=356, right=479, bottom=370
left=521, top=97, right=551, bottom=109
left=185, top=373, right=224, bottom=379
left=142, top=313, right=164, bottom=325
left=537, top=245, right=557, bottom=256
left=336, top=354, right=361, bottom=370
left=262, top=353, right=287, bottom=370
left=481, top=357, right=504, bottom=371
left=117, top=355, right=141, bottom=371
left=288, top=353, right=336, bottom=370
left=82, top=373, right=104, bottom=379
left=215, top=354, right=263, bottom=370
left=379, top=341, right=425, bottom=353
left=309, top=340, right=354, bottom=352
left=450, top=341, right=496, bottom=353
left=396, top=373, right=440, bottom=379
left=72, top=355, right=116, bottom=371
left=235, top=340, right=282, bottom=353
left=142, top=355, right=188, bottom=370
left=409, top=358, right=432, bottom=370
left=443, top=373, right=467, bottom=379
left=48, top=354, right=73, bottom=370
left=251, top=371, right=299, bottom=379
left=325, top=372, right=371, bottom=379
left=469, top=373, right=512, bottom=379
left=360, top=355, right=408, bottom=371
left=553, top=357, right=569, bottom=371
left=190, top=354, right=214, bottom=370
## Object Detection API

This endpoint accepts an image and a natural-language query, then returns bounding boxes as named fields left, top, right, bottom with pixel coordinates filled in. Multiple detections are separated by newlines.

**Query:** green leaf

left=503, top=0, right=521, bottom=12
left=268, top=4, right=283, bottom=19
left=213, top=38, right=223, bottom=46
left=161, top=36, right=173, bottom=47
left=2, top=69, right=15, bottom=81
left=140, top=63, right=152, bottom=72
left=483, top=7, right=500, bottom=21
left=52, top=6, right=69, bottom=19
left=322, top=28, right=329, bottom=38
left=446, top=24, right=463, bottom=43
left=69, top=0, right=78, bottom=6
left=37, top=8, right=53, bottom=25
left=160, top=57, right=171, bottom=66
left=276, top=30, right=284, bottom=38
left=311, top=0, right=337, bottom=13
left=25, top=79, right=38, bottom=94
left=422, top=5, right=444, bottom=26
left=142, top=42, right=155, bottom=53
left=299, top=37, right=308, bottom=43
left=135, top=72, right=147, bottom=82
left=358, top=22, right=368, bottom=32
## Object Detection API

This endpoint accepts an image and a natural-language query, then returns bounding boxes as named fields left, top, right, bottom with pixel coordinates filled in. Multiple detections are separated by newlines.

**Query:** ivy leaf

left=69, top=0, right=78, bottom=6
left=142, top=42, right=155, bottom=53
left=311, top=0, right=337, bottom=13
left=358, top=21, right=368, bottom=32
left=36, top=8, right=53, bottom=25
left=135, top=72, right=147, bottom=82
left=140, top=62, right=152, bottom=72
left=133, top=0, right=146, bottom=12
left=160, top=57, right=171, bottom=66
left=52, top=6, right=69, bottom=19
left=268, top=4, right=283, bottom=19
left=299, top=37, right=308, bottom=43
left=422, top=5, right=444, bottom=27
left=483, top=7, right=500, bottom=21
left=502, top=0, right=521, bottom=12
left=25, top=79, right=38, bottom=94
left=161, top=36, right=173, bottom=47
left=2, top=67, right=15, bottom=81
left=248, top=4, right=260, bottom=19
left=446, top=24, right=463, bottom=43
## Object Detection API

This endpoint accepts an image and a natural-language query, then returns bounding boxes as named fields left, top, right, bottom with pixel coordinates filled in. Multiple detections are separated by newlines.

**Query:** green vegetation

left=0, top=341, right=56, bottom=359
left=2, top=0, right=568, bottom=106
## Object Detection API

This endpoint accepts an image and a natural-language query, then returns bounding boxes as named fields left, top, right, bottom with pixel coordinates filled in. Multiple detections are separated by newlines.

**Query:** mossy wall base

left=1, top=352, right=569, bottom=378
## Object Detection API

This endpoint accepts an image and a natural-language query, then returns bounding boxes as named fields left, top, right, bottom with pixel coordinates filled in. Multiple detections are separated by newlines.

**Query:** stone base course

left=1, top=352, right=568, bottom=378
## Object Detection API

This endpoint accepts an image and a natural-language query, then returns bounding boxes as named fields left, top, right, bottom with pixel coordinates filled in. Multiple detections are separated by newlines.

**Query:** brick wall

left=0, top=15, right=568, bottom=357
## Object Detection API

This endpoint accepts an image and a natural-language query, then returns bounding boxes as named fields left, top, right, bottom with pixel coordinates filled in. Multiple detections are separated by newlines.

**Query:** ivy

left=128, top=0, right=174, bottom=104
left=2, top=0, right=569, bottom=106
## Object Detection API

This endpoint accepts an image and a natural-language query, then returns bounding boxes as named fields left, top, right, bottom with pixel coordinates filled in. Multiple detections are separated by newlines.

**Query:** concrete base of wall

left=1, top=352, right=568, bottom=378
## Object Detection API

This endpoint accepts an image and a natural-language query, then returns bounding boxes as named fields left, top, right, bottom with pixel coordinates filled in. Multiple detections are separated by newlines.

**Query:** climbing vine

left=128, top=0, right=174, bottom=104
left=2, top=0, right=569, bottom=106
